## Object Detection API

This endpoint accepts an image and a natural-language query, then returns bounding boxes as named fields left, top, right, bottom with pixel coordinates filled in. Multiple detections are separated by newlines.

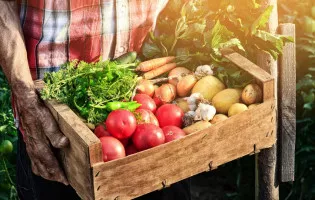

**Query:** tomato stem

left=2, top=158, right=15, bottom=187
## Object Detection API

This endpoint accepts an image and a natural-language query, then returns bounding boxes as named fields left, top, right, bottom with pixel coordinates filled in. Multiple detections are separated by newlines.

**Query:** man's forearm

left=0, top=1, right=34, bottom=94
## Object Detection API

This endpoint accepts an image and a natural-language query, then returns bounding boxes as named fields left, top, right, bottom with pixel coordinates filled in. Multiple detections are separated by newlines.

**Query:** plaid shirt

left=17, top=0, right=168, bottom=80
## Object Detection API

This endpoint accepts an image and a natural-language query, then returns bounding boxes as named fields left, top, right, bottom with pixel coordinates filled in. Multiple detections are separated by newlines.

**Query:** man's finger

left=40, top=108, right=69, bottom=149
left=35, top=161, right=51, bottom=180
left=31, top=161, right=39, bottom=176
left=37, top=144, right=69, bottom=185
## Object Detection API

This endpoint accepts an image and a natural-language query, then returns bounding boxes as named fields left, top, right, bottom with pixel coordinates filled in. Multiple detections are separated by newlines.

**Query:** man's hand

left=15, top=86, right=69, bottom=185
left=0, top=1, right=69, bottom=185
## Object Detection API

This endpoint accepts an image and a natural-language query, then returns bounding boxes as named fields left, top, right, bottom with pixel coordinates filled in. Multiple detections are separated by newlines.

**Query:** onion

left=155, top=84, right=177, bottom=103
left=176, top=75, right=197, bottom=97
left=168, top=67, right=192, bottom=86
left=136, top=79, right=155, bottom=97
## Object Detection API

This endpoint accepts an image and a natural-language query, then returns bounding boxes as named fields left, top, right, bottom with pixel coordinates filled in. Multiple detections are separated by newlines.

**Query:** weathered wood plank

left=278, top=23, right=296, bottom=182
left=35, top=80, right=103, bottom=200
left=222, top=49, right=274, bottom=84
left=257, top=0, right=280, bottom=199
left=92, top=100, right=276, bottom=200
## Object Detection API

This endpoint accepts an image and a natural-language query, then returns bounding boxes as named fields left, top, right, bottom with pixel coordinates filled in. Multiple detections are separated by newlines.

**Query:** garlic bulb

left=184, top=93, right=203, bottom=111
left=194, top=103, right=216, bottom=121
left=183, top=111, right=196, bottom=127
left=195, top=65, right=214, bottom=79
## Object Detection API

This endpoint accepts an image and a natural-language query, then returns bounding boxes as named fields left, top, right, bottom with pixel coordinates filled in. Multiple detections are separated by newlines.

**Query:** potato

left=210, top=114, right=228, bottom=124
left=183, top=121, right=212, bottom=135
left=176, top=75, right=197, bottom=97
left=212, top=88, right=242, bottom=114
left=228, top=103, right=248, bottom=117
left=168, top=67, right=192, bottom=86
left=241, top=84, right=262, bottom=105
left=248, top=103, right=260, bottom=109
left=191, top=76, right=225, bottom=101
left=175, top=98, right=190, bottom=113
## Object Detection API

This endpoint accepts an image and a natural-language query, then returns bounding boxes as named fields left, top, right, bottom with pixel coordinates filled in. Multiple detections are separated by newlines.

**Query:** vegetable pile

left=41, top=0, right=292, bottom=163
left=92, top=59, right=264, bottom=162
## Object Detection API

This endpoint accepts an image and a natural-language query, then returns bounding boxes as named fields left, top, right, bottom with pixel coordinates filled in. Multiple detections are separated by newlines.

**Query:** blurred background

left=0, top=0, right=314, bottom=199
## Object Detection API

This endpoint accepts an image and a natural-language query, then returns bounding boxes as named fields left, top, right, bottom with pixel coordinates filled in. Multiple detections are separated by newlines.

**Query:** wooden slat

left=221, top=49, right=274, bottom=84
left=278, top=23, right=296, bottom=182
left=92, top=100, right=276, bottom=200
left=222, top=49, right=275, bottom=101
left=256, top=1, right=280, bottom=199
left=35, top=80, right=103, bottom=200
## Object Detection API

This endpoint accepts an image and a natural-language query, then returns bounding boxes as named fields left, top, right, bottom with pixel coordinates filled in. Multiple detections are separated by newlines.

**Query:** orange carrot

left=136, top=56, right=175, bottom=72
left=143, top=63, right=177, bottom=80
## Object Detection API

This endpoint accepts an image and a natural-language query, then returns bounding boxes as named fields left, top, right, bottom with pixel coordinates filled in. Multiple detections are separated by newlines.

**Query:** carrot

left=136, top=56, right=175, bottom=72
left=143, top=63, right=177, bottom=80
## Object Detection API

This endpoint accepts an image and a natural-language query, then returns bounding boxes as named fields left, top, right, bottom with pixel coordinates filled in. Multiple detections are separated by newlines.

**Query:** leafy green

left=42, top=60, right=138, bottom=124
left=250, top=6, right=274, bottom=35
left=142, top=0, right=292, bottom=87
left=0, top=69, right=18, bottom=200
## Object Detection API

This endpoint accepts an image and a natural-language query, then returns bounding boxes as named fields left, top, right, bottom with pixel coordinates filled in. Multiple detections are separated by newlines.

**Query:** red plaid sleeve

left=17, top=0, right=169, bottom=80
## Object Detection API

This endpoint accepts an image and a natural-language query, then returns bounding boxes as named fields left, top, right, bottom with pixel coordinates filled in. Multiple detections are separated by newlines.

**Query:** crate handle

left=221, top=48, right=275, bottom=101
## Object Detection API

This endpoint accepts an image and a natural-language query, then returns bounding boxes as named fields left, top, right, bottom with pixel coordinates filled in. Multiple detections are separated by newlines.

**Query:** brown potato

left=241, top=84, right=262, bottom=105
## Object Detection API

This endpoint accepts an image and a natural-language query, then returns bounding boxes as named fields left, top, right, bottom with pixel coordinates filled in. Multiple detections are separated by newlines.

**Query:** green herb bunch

left=41, top=59, right=138, bottom=124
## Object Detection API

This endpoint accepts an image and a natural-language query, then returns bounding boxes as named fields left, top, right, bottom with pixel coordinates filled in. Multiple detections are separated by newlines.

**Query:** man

left=0, top=0, right=191, bottom=199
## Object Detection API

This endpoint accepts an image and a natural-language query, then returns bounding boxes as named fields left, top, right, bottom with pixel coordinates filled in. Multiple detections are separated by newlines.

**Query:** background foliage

left=0, top=70, right=18, bottom=200
left=0, top=0, right=314, bottom=200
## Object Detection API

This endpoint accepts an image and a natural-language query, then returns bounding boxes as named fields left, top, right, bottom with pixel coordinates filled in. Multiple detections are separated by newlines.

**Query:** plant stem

left=170, top=38, right=178, bottom=53
left=2, top=158, right=14, bottom=186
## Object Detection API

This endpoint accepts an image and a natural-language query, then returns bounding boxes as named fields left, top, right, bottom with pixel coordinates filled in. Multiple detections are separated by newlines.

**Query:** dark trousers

left=17, top=131, right=191, bottom=200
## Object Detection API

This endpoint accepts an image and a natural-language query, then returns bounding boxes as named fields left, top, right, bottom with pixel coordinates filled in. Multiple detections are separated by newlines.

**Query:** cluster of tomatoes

left=94, top=93, right=185, bottom=162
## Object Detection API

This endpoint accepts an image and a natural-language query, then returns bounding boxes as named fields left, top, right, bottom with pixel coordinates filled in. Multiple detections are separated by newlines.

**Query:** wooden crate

left=35, top=50, right=276, bottom=200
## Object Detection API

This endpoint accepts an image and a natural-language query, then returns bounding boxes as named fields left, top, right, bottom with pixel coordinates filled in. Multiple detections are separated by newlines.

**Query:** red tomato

left=125, top=144, right=138, bottom=156
left=99, top=136, right=126, bottom=162
left=162, top=126, right=186, bottom=143
left=155, top=104, right=184, bottom=128
left=133, top=94, right=157, bottom=113
left=105, top=109, right=137, bottom=139
left=119, top=138, right=130, bottom=147
left=132, top=124, right=165, bottom=151
left=153, top=96, right=163, bottom=108
left=135, top=109, right=159, bottom=126
left=94, top=124, right=110, bottom=138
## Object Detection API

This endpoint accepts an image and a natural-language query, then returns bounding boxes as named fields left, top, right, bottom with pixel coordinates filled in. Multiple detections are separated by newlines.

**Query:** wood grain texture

left=257, top=1, right=280, bottom=199
left=35, top=80, right=103, bottom=200
left=278, top=23, right=296, bottom=182
left=222, top=50, right=274, bottom=84
left=92, top=100, right=276, bottom=200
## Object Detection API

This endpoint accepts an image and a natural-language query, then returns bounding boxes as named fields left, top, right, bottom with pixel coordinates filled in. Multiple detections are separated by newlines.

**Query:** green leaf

left=141, top=43, right=161, bottom=59
left=210, top=21, right=234, bottom=48
left=179, top=21, right=207, bottom=40
left=250, top=5, right=273, bottom=35
left=253, top=30, right=290, bottom=59
left=0, top=126, right=7, bottom=133
left=212, top=38, right=245, bottom=56
left=175, top=17, right=188, bottom=38
left=297, top=44, right=315, bottom=54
